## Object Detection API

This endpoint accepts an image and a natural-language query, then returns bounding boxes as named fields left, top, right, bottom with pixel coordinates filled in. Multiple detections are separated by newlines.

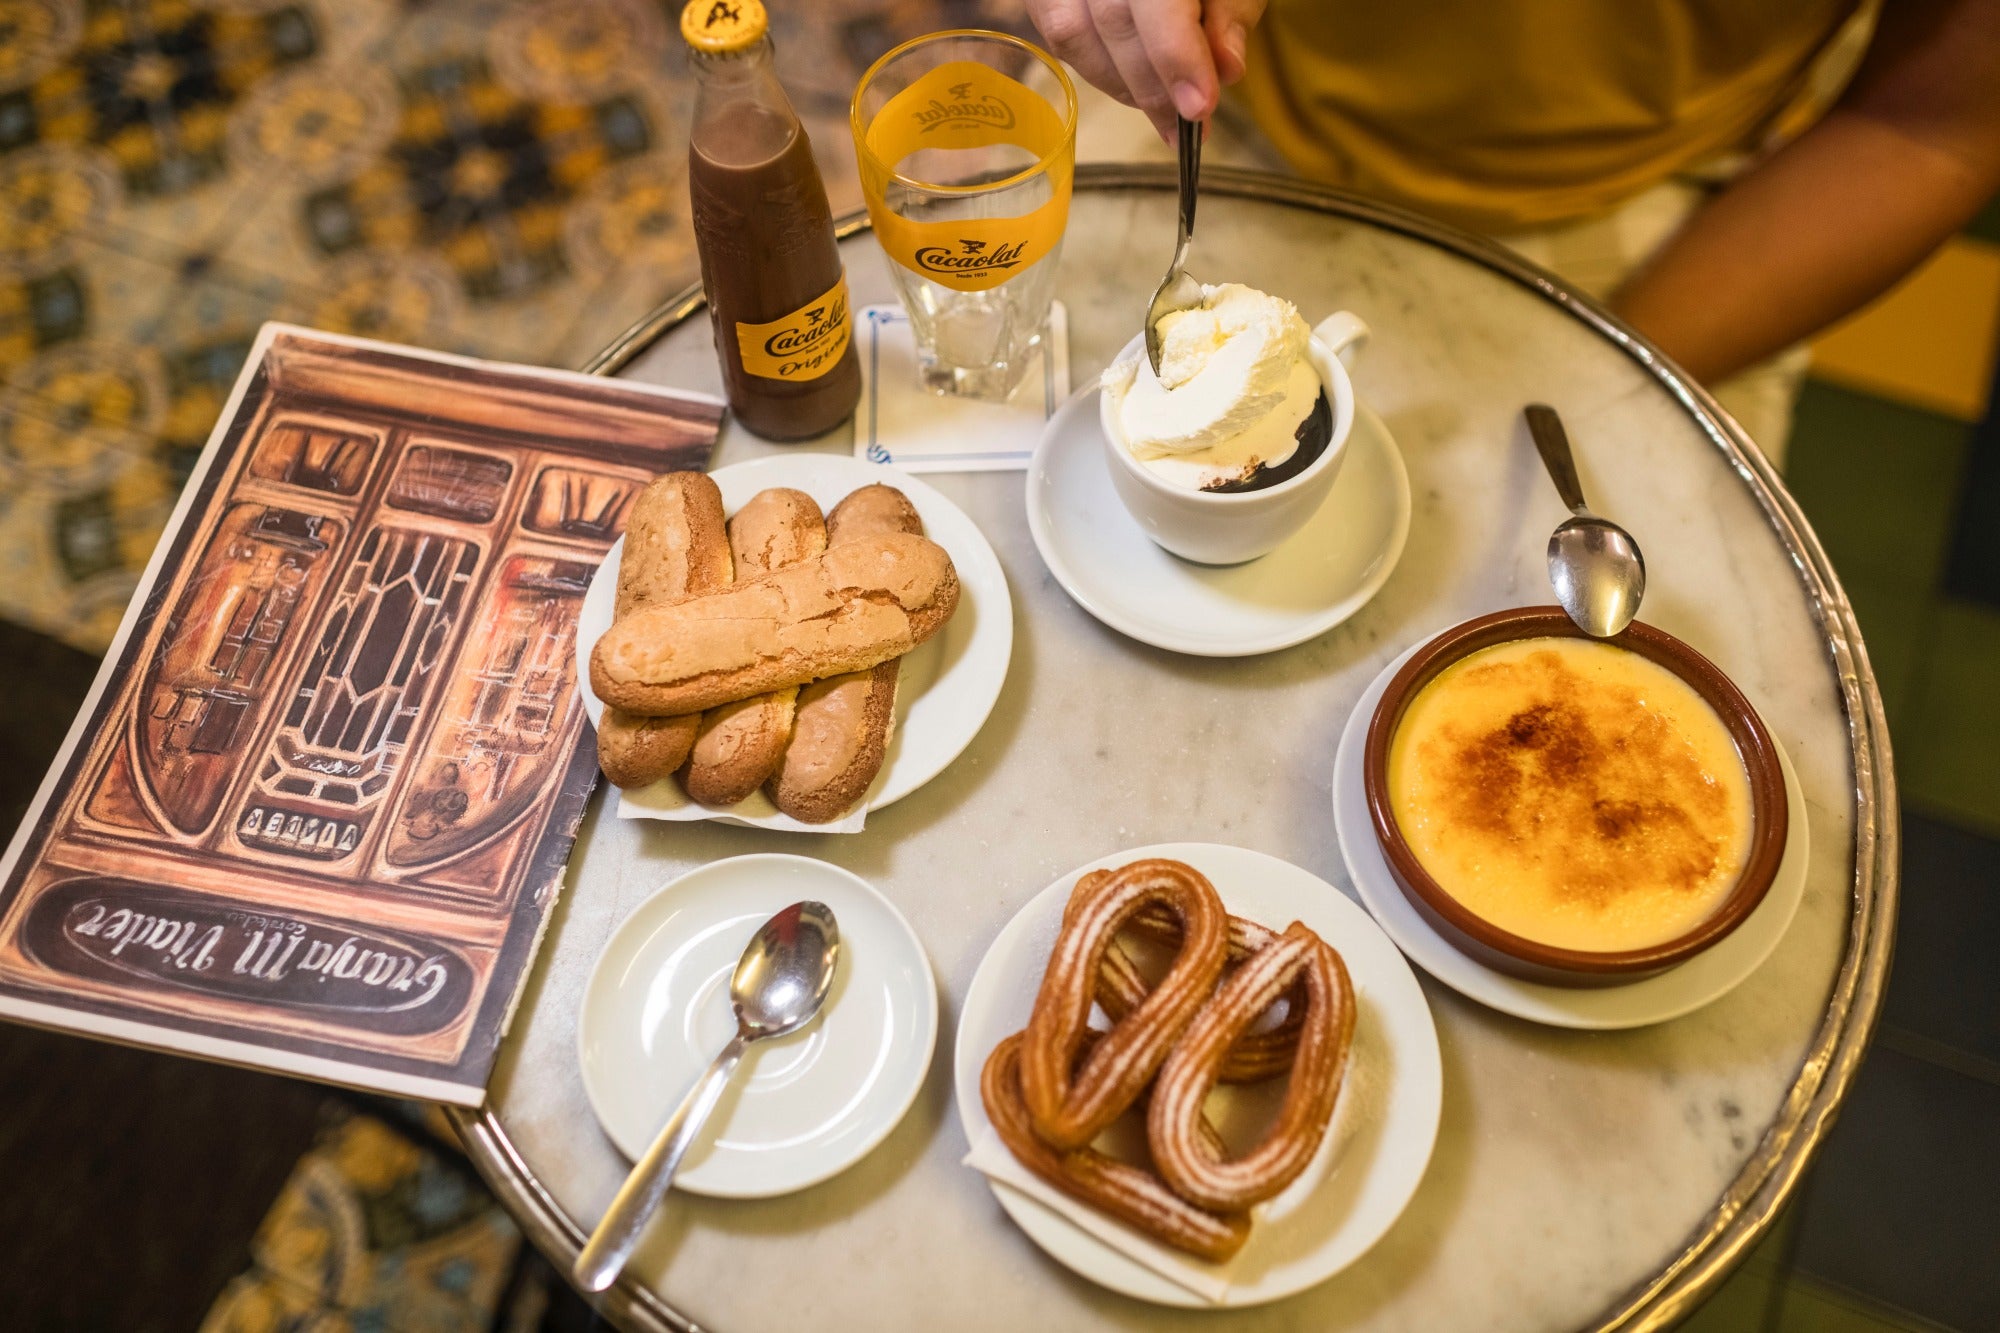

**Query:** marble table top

left=458, top=169, right=1893, bottom=1333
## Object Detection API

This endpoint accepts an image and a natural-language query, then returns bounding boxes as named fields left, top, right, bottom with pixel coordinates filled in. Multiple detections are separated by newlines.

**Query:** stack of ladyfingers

left=589, top=472, right=959, bottom=823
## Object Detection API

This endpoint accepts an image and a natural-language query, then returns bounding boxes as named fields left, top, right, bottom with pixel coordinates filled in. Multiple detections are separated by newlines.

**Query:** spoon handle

left=1525, top=403, right=1591, bottom=516
left=1175, top=115, right=1201, bottom=252
left=574, top=1030, right=749, bottom=1292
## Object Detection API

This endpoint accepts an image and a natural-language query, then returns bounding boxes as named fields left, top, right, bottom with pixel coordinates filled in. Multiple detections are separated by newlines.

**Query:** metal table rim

left=449, top=162, right=1897, bottom=1333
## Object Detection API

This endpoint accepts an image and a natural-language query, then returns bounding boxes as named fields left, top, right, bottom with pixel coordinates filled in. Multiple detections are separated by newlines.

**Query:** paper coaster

left=854, top=302, right=1070, bottom=472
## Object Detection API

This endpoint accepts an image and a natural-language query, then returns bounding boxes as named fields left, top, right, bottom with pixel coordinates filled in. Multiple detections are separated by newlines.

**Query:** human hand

left=1027, top=0, right=1268, bottom=139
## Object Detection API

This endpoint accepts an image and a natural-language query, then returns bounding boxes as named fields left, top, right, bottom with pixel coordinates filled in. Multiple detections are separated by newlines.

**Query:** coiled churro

left=982, top=1033, right=1252, bottom=1263
left=1020, top=860, right=1229, bottom=1151
left=1086, top=902, right=1307, bottom=1083
left=1147, top=923, right=1355, bottom=1212
left=986, top=860, right=1356, bottom=1264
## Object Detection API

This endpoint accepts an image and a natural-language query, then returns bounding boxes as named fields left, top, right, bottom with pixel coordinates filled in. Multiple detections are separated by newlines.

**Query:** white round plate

left=575, top=455, right=1012, bottom=824
left=579, top=853, right=937, bottom=1197
left=1025, top=387, right=1410, bottom=657
left=1332, top=644, right=1810, bottom=1029
left=954, top=842, right=1442, bottom=1308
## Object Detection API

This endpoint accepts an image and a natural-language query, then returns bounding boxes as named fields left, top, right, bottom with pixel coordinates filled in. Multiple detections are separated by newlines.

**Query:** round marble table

left=453, top=165, right=1895, bottom=1332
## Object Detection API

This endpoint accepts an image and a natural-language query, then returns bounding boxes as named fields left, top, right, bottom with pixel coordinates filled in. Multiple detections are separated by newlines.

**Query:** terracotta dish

left=1362, top=607, right=1787, bottom=987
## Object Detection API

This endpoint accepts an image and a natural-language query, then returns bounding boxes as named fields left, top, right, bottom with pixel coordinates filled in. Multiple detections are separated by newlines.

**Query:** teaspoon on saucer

left=574, top=899, right=841, bottom=1292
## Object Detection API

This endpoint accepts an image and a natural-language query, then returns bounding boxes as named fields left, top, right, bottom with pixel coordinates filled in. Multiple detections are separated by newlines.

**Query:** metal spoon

left=1144, top=115, right=1204, bottom=376
left=1524, top=403, right=1647, bottom=638
left=574, top=900, right=841, bottom=1293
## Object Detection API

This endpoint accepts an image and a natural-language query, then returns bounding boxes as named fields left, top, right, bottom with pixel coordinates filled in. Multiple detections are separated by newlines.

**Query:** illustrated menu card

left=0, top=324, right=721, bottom=1104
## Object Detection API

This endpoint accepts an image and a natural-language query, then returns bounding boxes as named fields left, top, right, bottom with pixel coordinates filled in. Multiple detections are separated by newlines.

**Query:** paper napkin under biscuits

left=616, top=780, right=871, bottom=834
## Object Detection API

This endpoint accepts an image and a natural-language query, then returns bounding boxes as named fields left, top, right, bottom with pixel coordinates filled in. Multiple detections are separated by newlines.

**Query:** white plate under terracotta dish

left=575, top=455, right=1012, bottom=825
left=1025, top=387, right=1410, bottom=657
left=1332, top=643, right=1810, bottom=1030
left=954, top=842, right=1442, bottom=1308
left=579, top=853, right=937, bottom=1197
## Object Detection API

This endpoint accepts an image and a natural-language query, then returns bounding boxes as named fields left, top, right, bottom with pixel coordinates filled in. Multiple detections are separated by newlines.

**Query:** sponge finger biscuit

left=589, top=531, right=959, bottom=716
left=597, top=473, right=733, bottom=787
left=680, top=489, right=828, bottom=804
left=766, top=484, right=926, bottom=822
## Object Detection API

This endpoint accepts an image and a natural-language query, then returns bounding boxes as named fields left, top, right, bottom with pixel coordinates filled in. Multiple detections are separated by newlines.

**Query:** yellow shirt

left=1237, top=0, right=1869, bottom=232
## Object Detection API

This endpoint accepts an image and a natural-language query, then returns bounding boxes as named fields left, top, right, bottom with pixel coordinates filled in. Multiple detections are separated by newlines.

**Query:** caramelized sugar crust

left=1388, top=639, right=1753, bottom=952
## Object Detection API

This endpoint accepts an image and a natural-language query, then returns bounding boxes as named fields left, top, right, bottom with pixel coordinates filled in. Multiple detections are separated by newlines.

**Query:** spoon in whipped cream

left=1106, top=283, right=1331, bottom=492
left=1144, top=116, right=1206, bottom=376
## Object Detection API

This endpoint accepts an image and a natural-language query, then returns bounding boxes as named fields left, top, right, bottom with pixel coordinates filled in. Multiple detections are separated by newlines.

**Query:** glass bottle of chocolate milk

left=681, top=0, right=859, bottom=440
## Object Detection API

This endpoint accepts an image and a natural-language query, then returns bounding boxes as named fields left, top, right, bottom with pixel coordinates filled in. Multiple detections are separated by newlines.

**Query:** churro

left=1148, top=924, right=1354, bottom=1212
left=985, top=858, right=1357, bottom=1264
left=1019, top=860, right=1229, bottom=1151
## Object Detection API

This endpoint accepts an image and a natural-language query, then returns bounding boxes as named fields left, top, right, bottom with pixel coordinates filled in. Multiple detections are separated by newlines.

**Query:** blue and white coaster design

left=854, top=301, right=1069, bottom=472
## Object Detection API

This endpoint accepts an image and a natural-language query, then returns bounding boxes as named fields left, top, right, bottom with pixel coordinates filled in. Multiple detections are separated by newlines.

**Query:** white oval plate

left=1025, top=387, right=1410, bottom=657
left=579, top=853, right=938, bottom=1197
left=575, top=455, right=1012, bottom=825
left=954, top=842, right=1442, bottom=1308
left=1332, top=643, right=1809, bottom=1029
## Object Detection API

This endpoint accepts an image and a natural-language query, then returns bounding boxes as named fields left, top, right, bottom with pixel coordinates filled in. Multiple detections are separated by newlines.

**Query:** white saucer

left=1331, top=645, right=1810, bottom=1030
left=954, top=842, right=1441, bottom=1308
left=578, top=853, right=937, bottom=1197
left=1025, top=387, right=1410, bottom=657
left=575, top=455, right=1013, bottom=827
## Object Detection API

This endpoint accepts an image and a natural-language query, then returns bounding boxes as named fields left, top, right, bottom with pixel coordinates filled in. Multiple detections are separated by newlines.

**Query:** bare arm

left=1611, top=0, right=2000, bottom=384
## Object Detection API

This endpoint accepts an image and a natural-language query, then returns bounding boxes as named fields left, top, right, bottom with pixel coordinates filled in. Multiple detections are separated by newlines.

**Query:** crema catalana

left=1387, top=637, right=1753, bottom=953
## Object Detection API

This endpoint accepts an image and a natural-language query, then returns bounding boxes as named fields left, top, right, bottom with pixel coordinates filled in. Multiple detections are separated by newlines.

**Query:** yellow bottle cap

left=681, top=0, right=767, bottom=53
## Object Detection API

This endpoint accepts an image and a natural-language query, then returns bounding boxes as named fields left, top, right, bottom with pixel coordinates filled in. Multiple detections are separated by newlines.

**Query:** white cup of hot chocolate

left=1099, top=301, right=1369, bottom=565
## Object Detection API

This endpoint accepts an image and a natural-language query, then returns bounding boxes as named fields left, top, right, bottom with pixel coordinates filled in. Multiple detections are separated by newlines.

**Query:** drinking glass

left=851, top=30, right=1077, bottom=400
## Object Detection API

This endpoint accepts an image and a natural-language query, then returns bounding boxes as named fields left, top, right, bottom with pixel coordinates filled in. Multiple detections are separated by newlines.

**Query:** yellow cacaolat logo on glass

left=861, top=61, right=1072, bottom=293
left=735, top=277, right=851, bottom=381
left=681, top=0, right=766, bottom=53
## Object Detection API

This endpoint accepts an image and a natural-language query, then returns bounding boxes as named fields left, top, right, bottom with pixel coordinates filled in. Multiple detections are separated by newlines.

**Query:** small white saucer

left=575, top=454, right=1013, bottom=829
left=578, top=854, right=937, bottom=1197
left=955, top=842, right=1441, bottom=1308
left=1025, top=387, right=1410, bottom=657
left=1331, top=645, right=1810, bottom=1030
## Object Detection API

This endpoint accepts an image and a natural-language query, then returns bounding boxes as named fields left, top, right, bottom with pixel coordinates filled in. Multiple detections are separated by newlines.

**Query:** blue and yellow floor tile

left=199, top=1110, right=523, bottom=1333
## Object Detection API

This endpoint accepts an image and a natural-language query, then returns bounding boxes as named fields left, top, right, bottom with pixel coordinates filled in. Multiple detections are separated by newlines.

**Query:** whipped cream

left=1103, top=283, right=1319, bottom=491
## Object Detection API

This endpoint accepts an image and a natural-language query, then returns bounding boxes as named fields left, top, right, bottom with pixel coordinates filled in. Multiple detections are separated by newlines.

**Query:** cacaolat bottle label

left=861, top=61, right=1072, bottom=293
left=734, top=277, right=852, bottom=381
